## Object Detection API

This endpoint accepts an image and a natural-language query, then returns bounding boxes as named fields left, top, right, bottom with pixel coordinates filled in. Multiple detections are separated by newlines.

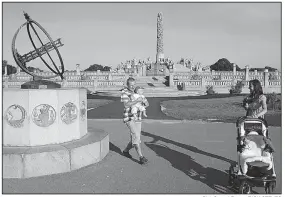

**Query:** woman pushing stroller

left=238, top=79, right=275, bottom=176
left=243, top=79, right=267, bottom=119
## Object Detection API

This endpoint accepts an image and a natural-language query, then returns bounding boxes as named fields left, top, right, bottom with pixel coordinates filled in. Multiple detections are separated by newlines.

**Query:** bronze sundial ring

left=12, top=12, right=65, bottom=80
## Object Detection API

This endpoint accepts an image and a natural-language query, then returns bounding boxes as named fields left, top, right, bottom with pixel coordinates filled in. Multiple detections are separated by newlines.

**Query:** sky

left=2, top=2, right=281, bottom=71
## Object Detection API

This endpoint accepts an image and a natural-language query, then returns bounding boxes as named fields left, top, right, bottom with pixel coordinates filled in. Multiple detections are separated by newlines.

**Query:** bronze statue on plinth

left=12, top=12, right=65, bottom=89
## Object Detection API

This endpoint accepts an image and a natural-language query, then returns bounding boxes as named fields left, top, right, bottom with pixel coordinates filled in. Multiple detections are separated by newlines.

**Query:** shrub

left=206, top=85, right=216, bottom=95
left=229, top=81, right=244, bottom=95
left=177, top=83, right=185, bottom=91
left=266, top=92, right=281, bottom=111
left=163, top=76, right=169, bottom=86
left=191, top=74, right=200, bottom=80
left=269, top=74, right=278, bottom=80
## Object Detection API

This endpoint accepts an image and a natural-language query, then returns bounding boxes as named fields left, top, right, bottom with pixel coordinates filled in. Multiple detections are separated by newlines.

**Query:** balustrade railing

left=249, top=75, right=264, bottom=80
left=174, top=80, right=201, bottom=86
left=268, top=80, right=281, bottom=86
left=206, top=80, right=232, bottom=86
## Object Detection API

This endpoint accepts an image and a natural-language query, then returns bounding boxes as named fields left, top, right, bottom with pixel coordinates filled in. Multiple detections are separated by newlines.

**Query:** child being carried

left=130, top=86, right=148, bottom=120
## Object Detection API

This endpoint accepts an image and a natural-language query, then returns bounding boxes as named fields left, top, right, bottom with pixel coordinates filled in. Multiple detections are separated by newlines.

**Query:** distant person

left=243, top=79, right=267, bottom=118
left=121, top=77, right=149, bottom=164
left=130, top=86, right=148, bottom=121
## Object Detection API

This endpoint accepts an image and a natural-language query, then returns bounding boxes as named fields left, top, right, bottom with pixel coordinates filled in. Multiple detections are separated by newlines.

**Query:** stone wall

left=3, top=68, right=281, bottom=94
left=170, top=69, right=281, bottom=94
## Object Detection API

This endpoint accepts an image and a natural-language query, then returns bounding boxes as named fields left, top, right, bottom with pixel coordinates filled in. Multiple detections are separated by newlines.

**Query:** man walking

left=121, top=77, right=149, bottom=164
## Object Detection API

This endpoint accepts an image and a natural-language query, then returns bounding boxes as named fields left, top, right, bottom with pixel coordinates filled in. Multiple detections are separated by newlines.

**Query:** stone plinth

left=3, top=88, right=87, bottom=146
left=3, top=128, right=109, bottom=178
left=21, top=79, right=61, bottom=89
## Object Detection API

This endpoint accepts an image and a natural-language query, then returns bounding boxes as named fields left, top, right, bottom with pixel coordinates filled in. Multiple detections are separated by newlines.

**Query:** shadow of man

left=145, top=142, right=235, bottom=194
left=142, top=130, right=235, bottom=165
left=109, top=142, right=141, bottom=164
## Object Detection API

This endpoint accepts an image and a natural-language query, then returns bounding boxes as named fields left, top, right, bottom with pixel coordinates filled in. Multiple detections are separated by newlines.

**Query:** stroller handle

left=236, top=116, right=268, bottom=128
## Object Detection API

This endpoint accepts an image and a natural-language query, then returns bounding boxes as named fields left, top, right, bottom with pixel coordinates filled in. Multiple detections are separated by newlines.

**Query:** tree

left=102, top=66, right=111, bottom=71
left=2, top=60, right=17, bottom=75
left=265, top=66, right=278, bottom=72
left=84, top=64, right=104, bottom=71
left=240, top=66, right=278, bottom=72
left=210, top=58, right=241, bottom=71
left=84, top=64, right=111, bottom=71
left=26, top=67, right=43, bottom=73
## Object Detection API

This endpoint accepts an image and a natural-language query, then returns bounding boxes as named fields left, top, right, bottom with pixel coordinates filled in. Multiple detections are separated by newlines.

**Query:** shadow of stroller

left=145, top=142, right=235, bottom=193
left=142, top=131, right=235, bottom=165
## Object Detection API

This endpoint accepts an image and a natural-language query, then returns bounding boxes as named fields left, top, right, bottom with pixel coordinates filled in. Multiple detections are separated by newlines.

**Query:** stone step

left=91, top=87, right=205, bottom=97
left=3, top=129, right=109, bottom=178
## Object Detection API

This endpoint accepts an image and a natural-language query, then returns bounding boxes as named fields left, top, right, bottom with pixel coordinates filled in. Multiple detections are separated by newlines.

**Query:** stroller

left=228, top=116, right=276, bottom=194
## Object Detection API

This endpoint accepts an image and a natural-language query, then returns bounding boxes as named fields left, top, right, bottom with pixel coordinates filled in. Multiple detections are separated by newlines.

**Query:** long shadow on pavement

left=142, top=131, right=238, bottom=193
left=109, top=142, right=141, bottom=164
left=142, top=131, right=235, bottom=165
left=145, top=142, right=235, bottom=194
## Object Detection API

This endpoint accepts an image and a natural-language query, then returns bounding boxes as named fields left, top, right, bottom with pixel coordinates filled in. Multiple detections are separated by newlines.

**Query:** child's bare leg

left=138, top=111, right=142, bottom=120
left=133, top=113, right=138, bottom=120
left=142, top=110, right=147, bottom=117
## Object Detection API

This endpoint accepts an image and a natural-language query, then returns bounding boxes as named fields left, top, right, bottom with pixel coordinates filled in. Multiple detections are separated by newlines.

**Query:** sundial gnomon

left=12, top=12, right=65, bottom=80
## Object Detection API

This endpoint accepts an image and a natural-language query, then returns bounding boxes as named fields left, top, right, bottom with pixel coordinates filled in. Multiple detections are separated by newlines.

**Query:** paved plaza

left=2, top=3, right=281, bottom=194
left=3, top=119, right=281, bottom=194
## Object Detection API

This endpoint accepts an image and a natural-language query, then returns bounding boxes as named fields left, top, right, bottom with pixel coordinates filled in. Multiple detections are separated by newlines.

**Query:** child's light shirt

left=131, top=93, right=145, bottom=101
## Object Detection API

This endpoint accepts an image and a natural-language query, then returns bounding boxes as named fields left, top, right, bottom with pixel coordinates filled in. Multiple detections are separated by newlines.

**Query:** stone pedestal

left=232, top=79, right=237, bottom=86
left=76, top=64, right=80, bottom=75
left=264, top=69, right=269, bottom=88
left=254, top=69, right=258, bottom=76
left=3, top=78, right=9, bottom=88
left=169, top=73, right=174, bottom=87
left=3, top=88, right=109, bottom=178
left=142, top=65, right=146, bottom=76
left=4, top=65, right=8, bottom=76
left=93, top=79, right=98, bottom=92
left=245, top=65, right=250, bottom=81
left=163, top=65, right=170, bottom=76
left=275, top=70, right=279, bottom=76
left=201, top=77, right=206, bottom=90
left=233, top=63, right=236, bottom=75
left=138, top=66, right=143, bottom=76
left=108, top=73, right=112, bottom=80
left=3, top=88, right=87, bottom=146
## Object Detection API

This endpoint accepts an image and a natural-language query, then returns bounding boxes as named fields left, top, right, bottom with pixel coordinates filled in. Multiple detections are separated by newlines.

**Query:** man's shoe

left=123, top=151, right=132, bottom=159
left=139, top=156, right=148, bottom=165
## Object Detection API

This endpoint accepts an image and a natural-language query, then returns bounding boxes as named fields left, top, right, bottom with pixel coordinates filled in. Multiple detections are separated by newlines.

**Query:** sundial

left=12, top=12, right=65, bottom=89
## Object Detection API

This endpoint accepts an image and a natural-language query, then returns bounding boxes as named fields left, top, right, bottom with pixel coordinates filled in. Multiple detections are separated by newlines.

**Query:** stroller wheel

left=239, top=180, right=251, bottom=194
left=265, top=182, right=275, bottom=194
left=228, top=165, right=235, bottom=186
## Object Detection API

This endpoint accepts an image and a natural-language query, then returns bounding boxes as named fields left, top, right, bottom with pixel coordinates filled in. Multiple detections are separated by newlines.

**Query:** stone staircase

left=134, top=76, right=167, bottom=88
left=90, top=76, right=206, bottom=97
left=92, top=86, right=205, bottom=97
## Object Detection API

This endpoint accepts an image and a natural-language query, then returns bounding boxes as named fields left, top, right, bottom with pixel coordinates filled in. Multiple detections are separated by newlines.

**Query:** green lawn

left=87, top=99, right=114, bottom=109
left=161, top=96, right=281, bottom=127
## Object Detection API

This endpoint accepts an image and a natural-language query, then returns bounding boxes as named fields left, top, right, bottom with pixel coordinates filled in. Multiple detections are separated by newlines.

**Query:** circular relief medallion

left=60, top=102, right=78, bottom=124
left=5, top=104, right=26, bottom=128
left=32, top=104, right=56, bottom=127
left=80, top=101, right=86, bottom=121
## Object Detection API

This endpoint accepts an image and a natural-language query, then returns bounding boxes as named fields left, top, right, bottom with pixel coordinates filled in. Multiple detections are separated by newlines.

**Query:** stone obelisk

left=156, top=12, right=164, bottom=63
left=155, top=12, right=164, bottom=75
